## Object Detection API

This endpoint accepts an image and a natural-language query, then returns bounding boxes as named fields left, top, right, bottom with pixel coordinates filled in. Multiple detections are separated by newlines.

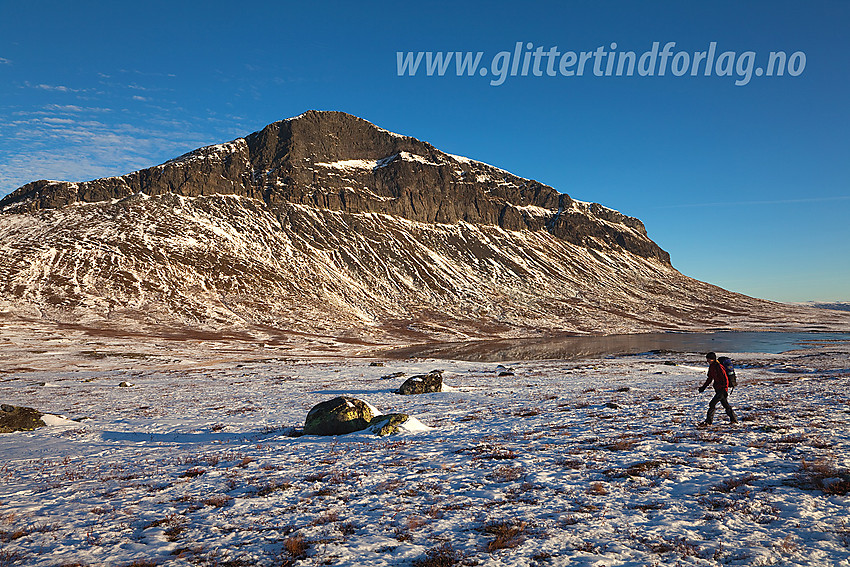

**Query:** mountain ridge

left=1, top=110, right=847, bottom=346
left=0, top=110, right=669, bottom=264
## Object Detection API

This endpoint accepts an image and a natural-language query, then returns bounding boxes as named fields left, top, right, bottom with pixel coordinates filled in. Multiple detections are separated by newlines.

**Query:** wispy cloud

left=43, top=104, right=112, bottom=113
left=653, top=196, right=850, bottom=209
left=0, top=105, right=248, bottom=197
left=0, top=57, right=11, bottom=65
left=23, top=81, right=86, bottom=93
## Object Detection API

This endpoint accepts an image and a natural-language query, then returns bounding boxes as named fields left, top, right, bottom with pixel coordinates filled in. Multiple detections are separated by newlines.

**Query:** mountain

left=1, top=110, right=847, bottom=347
left=793, top=302, right=850, bottom=313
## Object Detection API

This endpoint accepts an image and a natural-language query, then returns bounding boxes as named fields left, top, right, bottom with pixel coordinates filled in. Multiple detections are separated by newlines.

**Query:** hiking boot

left=730, top=418, right=739, bottom=424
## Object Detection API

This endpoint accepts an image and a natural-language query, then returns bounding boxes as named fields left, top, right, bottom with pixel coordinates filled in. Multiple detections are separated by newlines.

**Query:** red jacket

left=703, top=360, right=729, bottom=392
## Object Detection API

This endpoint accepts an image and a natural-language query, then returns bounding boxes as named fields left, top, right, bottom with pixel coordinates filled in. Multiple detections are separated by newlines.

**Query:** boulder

left=397, top=370, right=443, bottom=395
left=0, top=404, right=46, bottom=433
left=304, top=396, right=375, bottom=436
left=366, top=413, right=410, bottom=437
left=366, top=413, right=411, bottom=436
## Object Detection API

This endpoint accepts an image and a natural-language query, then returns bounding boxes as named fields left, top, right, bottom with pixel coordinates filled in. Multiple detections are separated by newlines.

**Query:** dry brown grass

left=311, top=510, right=339, bottom=526
left=792, top=457, right=850, bottom=495
left=375, top=479, right=403, bottom=492
left=775, top=535, right=798, bottom=554
left=556, top=457, right=585, bottom=470
left=713, top=473, right=758, bottom=493
left=481, top=519, right=527, bottom=552
left=202, top=494, right=232, bottom=508
left=479, top=447, right=518, bottom=460
left=145, top=513, right=188, bottom=542
left=487, top=465, right=524, bottom=483
left=255, top=480, right=292, bottom=497
left=412, top=542, right=463, bottom=567
left=282, top=534, right=309, bottom=559
left=0, top=550, right=22, bottom=567
left=513, top=408, right=541, bottom=417
left=630, top=501, right=666, bottom=512
left=179, top=467, right=205, bottom=478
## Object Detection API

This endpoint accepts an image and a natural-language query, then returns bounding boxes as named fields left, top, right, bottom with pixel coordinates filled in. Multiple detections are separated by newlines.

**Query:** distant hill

left=793, top=302, right=850, bottom=313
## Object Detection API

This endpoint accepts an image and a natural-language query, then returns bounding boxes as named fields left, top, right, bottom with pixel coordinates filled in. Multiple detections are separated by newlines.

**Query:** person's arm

left=699, top=371, right=712, bottom=392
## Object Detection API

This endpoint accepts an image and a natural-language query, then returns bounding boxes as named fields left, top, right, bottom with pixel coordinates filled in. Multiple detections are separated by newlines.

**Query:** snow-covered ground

left=1, top=342, right=849, bottom=566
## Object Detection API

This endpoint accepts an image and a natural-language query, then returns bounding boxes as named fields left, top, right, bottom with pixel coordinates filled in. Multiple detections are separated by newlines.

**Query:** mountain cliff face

left=1, top=111, right=668, bottom=264
left=0, top=111, right=845, bottom=345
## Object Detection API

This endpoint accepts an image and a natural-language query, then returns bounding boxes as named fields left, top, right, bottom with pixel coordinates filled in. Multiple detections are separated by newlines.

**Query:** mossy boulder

left=366, top=413, right=411, bottom=436
left=397, top=370, right=443, bottom=395
left=304, top=396, right=375, bottom=436
left=0, top=404, right=46, bottom=433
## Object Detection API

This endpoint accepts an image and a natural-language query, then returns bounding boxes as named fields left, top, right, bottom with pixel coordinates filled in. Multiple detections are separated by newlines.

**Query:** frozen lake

left=386, top=331, right=850, bottom=361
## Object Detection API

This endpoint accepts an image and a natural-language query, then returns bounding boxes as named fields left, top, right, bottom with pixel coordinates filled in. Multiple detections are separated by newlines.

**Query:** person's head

left=706, top=352, right=717, bottom=362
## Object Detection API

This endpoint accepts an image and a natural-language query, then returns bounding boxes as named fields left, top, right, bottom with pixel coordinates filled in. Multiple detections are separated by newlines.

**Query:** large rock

left=366, top=413, right=411, bottom=436
left=0, top=404, right=46, bottom=433
left=397, top=370, right=443, bottom=395
left=303, top=396, right=375, bottom=436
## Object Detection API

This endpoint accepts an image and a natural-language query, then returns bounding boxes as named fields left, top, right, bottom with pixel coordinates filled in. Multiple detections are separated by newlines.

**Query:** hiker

left=698, top=352, right=738, bottom=425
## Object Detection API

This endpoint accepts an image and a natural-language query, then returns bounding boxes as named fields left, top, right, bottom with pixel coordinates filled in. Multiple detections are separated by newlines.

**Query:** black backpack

left=718, top=356, right=737, bottom=389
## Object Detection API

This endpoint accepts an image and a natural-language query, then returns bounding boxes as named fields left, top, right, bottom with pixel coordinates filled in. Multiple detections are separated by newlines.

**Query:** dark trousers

left=706, top=389, right=737, bottom=424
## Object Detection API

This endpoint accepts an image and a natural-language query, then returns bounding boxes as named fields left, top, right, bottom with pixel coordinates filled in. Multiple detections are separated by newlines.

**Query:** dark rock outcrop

left=397, top=370, right=443, bottom=395
left=303, top=396, right=375, bottom=436
left=0, top=404, right=46, bottom=433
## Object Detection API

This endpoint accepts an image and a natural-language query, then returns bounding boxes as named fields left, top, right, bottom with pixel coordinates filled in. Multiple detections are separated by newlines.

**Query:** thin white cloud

left=132, top=95, right=149, bottom=102
left=23, top=81, right=84, bottom=93
left=0, top=57, right=11, bottom=65
left=0, top=108, right=243, bottom=197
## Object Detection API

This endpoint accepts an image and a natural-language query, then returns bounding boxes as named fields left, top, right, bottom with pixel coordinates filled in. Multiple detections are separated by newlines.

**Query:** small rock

left=304, top=396, right=375, bottom=436
left=369, top=362, right=385, bottom=367
left=381, top=372, right=406, bottom=380
left=0, top=404, right=46, bottom=433
left=498, top=371, right=515, bottom=377
left=605, top=402, right=621, bottom=409
left=366, top=413, right=410, bottom=436
left=397, top=371, right=443, bottom=395
left=119, top=381, right=134, bottom=387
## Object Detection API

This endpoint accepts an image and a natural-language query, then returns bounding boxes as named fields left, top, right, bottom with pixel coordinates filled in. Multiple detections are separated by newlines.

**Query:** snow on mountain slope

left=1, top=191, right=844, bottom=345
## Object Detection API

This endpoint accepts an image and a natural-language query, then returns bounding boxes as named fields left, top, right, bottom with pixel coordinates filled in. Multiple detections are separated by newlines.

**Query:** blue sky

left=1, top=0, right=847, bottom=302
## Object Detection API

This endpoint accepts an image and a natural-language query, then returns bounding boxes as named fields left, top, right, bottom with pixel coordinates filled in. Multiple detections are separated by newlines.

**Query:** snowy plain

left=1, top=338, right=849, bottom=567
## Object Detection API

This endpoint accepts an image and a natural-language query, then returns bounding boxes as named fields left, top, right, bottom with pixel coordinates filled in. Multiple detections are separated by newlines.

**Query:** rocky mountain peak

left=0, top=111, right=669, bottom=264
